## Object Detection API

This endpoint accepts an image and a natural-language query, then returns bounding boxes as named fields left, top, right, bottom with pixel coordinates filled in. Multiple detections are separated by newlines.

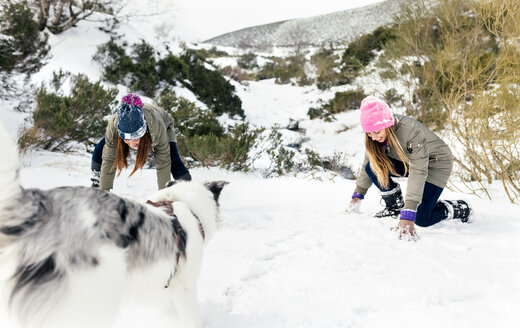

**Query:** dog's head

left=166, top=180, right=229, bottom=205
left=151, top=180, right=228, bottom=243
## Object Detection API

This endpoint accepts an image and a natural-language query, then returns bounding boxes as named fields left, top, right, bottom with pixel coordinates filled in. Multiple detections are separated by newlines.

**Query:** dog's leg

left=168, top=203, right=205, bottom=328
left=171, top=260, right=203, bottom=328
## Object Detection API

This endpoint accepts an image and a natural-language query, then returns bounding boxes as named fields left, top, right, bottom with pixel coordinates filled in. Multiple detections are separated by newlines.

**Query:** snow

left=13, top=152, right=520, bottom=328
left=1, top=1, right=520, bottom=327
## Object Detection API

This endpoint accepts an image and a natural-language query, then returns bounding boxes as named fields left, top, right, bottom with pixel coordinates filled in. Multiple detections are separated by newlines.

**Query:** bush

left=219, top=65, right=251, bottom=83
left=237, top=52, right=258, bottom=69
left=327, top=90, right=366, bottom=114
left=192, top=47, right=229, bottom=59
left=308, top=89, right=366, bottom=119
left=94, top=41, right=244, bottom=117
left=157, top=88, right=225, bottom=138
left=257, top=55, right=310, bottom=85
left=341, top=26, right=396, bottom=78
left=158, top=53, right=189, bottom=83
left=93, top=38, right=133, bottom=84
left=181, top=50, right=244, bottom=117
left=20, top=72, right=118, bottom=150
left=311, top=47, right=346, bottom=90
left=307, top=106, right=327, bottom=120
left=129, top=40, right=159, bottom=96
left=387, top=0, right=520, bottom=202
left=0, top=1, right=50, bottom=74
left=179, top=123, right=260, bottom=171
left=264, top=129, right=296, bottom=177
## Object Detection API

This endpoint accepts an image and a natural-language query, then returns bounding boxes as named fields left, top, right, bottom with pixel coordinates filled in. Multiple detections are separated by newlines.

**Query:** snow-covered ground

left=14, top=149, right=520, bottom=328
left=1, top=2, right=520, bottom=327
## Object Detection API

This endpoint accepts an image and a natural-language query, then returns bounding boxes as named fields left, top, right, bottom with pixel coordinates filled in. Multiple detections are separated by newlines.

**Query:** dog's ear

left=204, top=181, right=229, bottom=203
left=165, top=180, right=176, bottom=188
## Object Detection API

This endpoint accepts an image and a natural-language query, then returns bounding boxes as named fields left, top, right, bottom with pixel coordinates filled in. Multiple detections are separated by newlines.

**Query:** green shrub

left=341, top=26, right=396, bottom=78
left=157, top=88, right=225, bottom=138
left=307, top=106, right=326, bottom=120
left=0, top=1, right=50, bottom=74
left=94, top=41, right=244, bottom=117
left=327, top=90, right=366, bottom=114
left=257, top=55, right=309, bottom=85
left=307, top=89, right=366, bottom=120
left=264, top=129, right=296, bottom=177
left=20, top=73, right=118, bottom=150
left=237, top=52, right=258, bottom=69
left=311, top=48, right=342, bottom=90
left=93, top=38, right=133, bottom=84
left=129, top=40, right=159, bottom=96
left=181, top=50, right=244, bottom=117
left=219, top=65, right=251, bottom=83
left=158, top=53, right=189, bottom=83
left=192, top=47, right=229, bottom=59
left=222, top=123, right=259, bottom=171
left=179, top=123, right=259, bottom=171
left=256, top=61, right=277, bottom=80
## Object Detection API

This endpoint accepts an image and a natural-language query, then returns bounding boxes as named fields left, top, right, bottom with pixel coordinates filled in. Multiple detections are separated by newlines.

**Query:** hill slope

left=205, top=0, right=409, bottom=49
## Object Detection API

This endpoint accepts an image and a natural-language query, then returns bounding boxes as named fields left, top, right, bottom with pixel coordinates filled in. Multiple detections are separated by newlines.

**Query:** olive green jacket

left=99, top=103, right=177, bottom=191
left=354, top=114, right=453, bottom=211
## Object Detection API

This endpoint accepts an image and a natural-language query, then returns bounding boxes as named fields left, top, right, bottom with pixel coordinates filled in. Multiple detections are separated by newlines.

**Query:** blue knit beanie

left=117, top=94, right=147, bottom=140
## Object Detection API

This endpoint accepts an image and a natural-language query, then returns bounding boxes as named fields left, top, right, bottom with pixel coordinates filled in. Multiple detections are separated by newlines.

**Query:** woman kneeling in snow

left=346, top=96, right=471, bottom=238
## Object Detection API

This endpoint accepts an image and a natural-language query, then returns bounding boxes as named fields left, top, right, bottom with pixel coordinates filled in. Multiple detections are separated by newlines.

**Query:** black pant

left=91, top=137, right=189, bottom=180
left=364, top=159, right=448, bottom=227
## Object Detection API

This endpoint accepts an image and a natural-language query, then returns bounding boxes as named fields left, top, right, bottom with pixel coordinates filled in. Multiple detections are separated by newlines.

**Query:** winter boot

left=439, top=200, right=472, bottom=222
left=90, top=170, right=100, bottom=188
left=374, top=184, right=404, bottom=218
left=90, top=161, right=101, bottom=188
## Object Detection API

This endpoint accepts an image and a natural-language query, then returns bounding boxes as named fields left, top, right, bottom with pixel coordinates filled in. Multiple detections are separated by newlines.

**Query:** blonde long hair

left=365, top=126, right=410, bottom=189
left=113, top=131, right=152, bottom=177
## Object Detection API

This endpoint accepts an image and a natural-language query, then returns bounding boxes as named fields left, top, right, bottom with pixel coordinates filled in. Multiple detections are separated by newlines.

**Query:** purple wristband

left=399, top=209, right=417, bottom=222
left=352, top=192, right=364, bottom=199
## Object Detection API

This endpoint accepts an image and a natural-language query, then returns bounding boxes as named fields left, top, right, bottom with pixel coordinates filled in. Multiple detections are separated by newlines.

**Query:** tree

left=0, top=1, right=50, bottom=74
left=31, top=0, right=115, bottom=33
left=387, top=0, right=520, bottom=203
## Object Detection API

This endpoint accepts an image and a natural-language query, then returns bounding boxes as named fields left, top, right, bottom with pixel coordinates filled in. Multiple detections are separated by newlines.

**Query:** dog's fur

left=0, top=122, right=226, bottom=328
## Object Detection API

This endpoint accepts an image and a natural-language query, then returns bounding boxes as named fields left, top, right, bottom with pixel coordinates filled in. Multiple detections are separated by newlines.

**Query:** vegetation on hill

left=383, top=0, right=520, bottom=202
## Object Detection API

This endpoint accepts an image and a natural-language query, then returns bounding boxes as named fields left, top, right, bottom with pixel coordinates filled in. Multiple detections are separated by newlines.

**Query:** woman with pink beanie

left=346, top=96, right=471, bottom=238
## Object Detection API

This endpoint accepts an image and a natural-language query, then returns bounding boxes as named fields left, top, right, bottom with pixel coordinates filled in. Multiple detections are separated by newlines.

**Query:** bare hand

left=345, top=197, right=362, bottom=213
left=391, top=220, right=417, bottom=241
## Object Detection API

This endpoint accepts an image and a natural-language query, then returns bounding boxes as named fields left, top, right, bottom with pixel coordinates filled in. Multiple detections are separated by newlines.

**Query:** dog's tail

left=0, top=121, right=22, bottom=214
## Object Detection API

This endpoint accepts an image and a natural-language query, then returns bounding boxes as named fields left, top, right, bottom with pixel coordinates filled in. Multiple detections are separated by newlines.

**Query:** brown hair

left=365, top=126, right=410, bottom=189
left=113, top=131, right=152, bottom=177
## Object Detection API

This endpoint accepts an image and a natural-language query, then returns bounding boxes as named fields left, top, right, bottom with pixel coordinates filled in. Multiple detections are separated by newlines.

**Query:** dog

left=0, top=121, right=226, bottom=328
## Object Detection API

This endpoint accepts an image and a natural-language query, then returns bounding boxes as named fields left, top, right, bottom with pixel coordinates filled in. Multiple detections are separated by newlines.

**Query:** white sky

left=171, top=0, right=384, bottom=41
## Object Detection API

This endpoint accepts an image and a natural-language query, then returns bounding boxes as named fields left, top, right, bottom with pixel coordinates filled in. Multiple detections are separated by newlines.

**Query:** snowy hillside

left=205, top=0, right=406, bottom=49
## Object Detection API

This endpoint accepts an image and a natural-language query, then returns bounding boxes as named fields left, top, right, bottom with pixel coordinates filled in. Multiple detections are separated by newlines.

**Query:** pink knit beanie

left=359, top=96, right=394, bottom=132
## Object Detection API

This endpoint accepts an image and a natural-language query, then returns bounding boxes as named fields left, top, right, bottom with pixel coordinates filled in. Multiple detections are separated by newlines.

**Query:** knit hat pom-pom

left=121, top=93, right=143, bottom=109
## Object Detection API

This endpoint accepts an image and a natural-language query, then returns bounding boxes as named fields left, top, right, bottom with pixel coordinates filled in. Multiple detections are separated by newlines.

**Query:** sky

left=138, top=0, right=384, bottom=42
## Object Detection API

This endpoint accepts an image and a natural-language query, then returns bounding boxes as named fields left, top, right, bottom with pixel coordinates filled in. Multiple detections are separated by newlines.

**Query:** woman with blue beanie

left=90, top=93, right=191, bottom=191
left=346, top=96, right=471, bottom=238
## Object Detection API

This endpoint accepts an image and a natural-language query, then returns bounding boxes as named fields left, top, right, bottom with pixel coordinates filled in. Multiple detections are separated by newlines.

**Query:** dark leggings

left=365, top=159, right=448, bottom=227
left=91, top=137, right=189, bottom=179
